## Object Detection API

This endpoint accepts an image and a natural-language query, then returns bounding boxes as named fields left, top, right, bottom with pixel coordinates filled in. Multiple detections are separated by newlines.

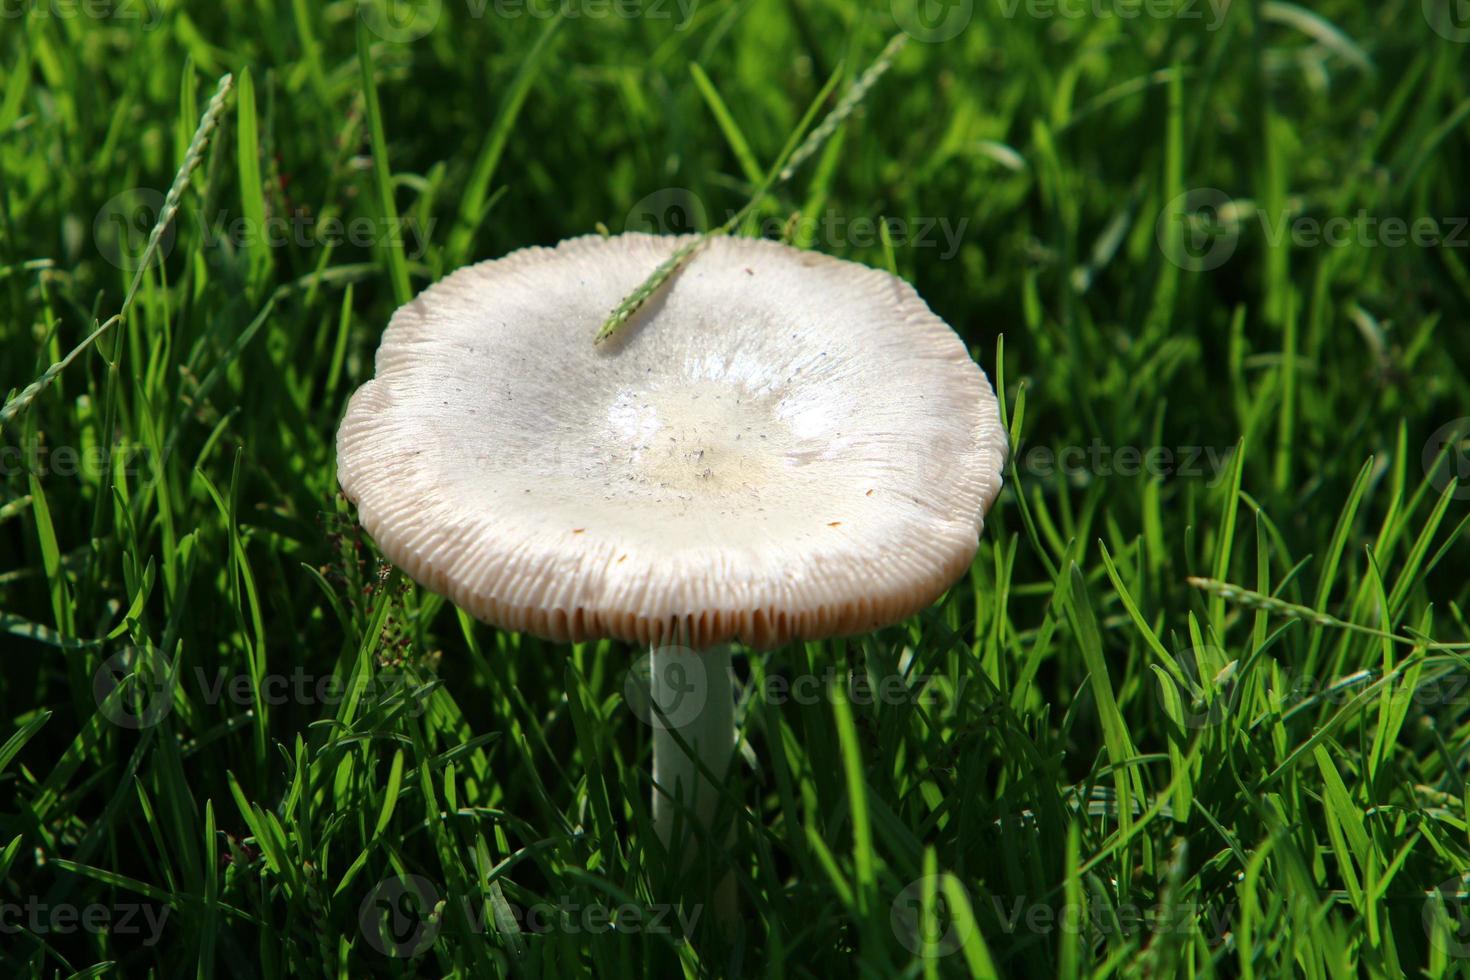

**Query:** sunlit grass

left=2, top=2, right=1469, bottom=976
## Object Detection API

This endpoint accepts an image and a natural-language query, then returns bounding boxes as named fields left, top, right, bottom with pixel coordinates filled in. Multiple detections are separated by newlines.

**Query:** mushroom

left=336, top=232, right=1007, bottom=928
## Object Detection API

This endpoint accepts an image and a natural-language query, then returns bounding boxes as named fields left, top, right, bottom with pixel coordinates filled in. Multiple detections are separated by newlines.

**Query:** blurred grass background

left=2, top=0, right=1470, bottom=975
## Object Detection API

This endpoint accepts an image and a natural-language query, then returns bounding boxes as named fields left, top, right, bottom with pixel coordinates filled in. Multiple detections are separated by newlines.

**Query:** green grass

left=3, top=1, right=1470, bottom=976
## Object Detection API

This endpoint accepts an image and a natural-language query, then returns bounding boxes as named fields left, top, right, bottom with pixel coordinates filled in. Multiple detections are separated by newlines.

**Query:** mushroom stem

left=651, top=643, right=733, bottom=848
left=650, top=643, right=737, bottom=933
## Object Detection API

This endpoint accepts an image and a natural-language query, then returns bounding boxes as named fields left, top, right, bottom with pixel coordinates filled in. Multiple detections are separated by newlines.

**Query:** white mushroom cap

left=337, top=233, right=1006, bottom=649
